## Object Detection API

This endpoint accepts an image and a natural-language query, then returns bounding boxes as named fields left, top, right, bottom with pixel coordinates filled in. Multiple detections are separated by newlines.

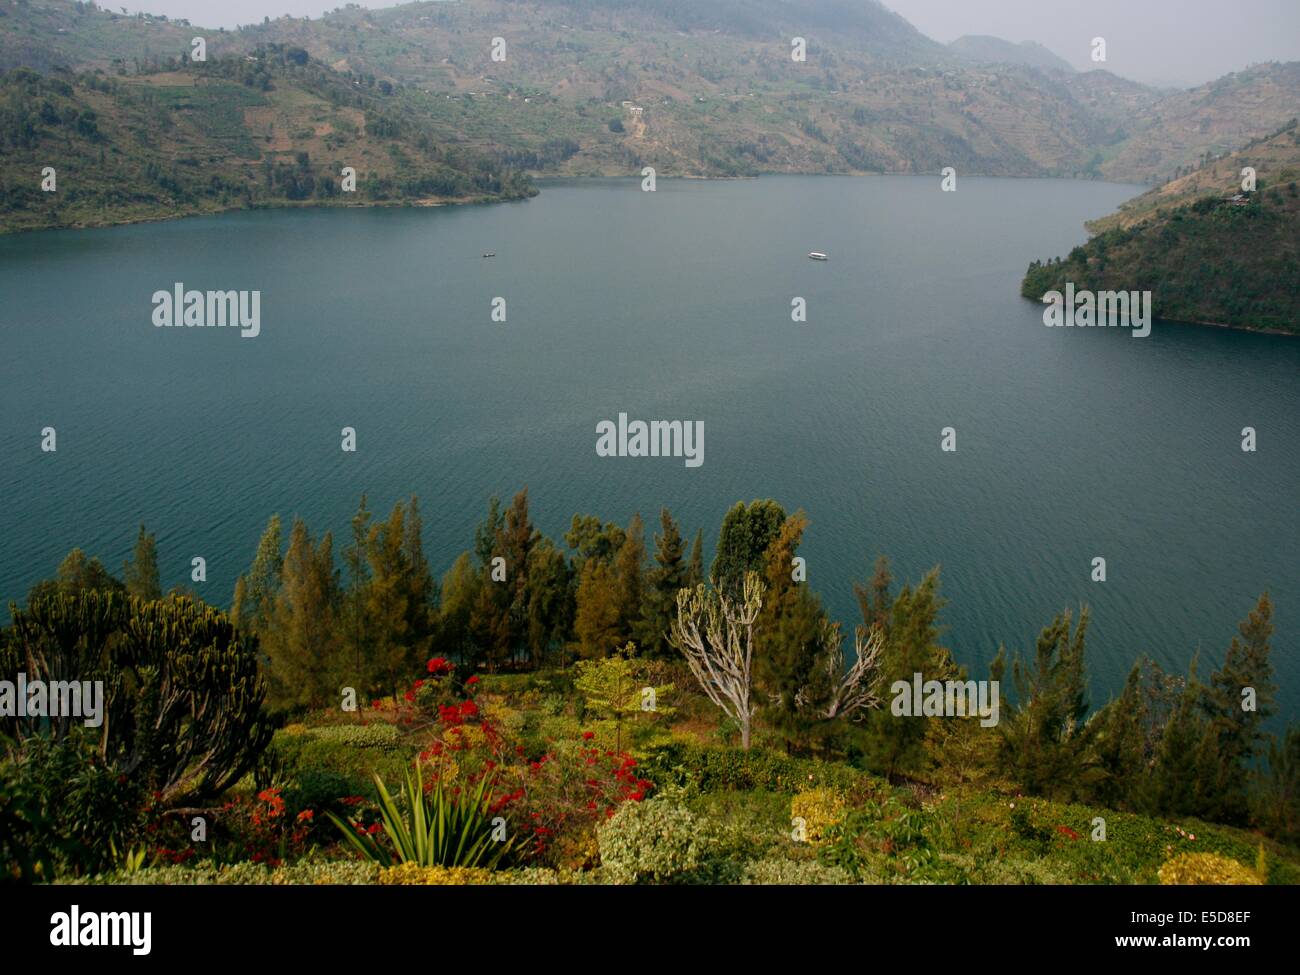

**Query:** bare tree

left=797, top=622, right=885, bottom=721
left=670, top=572, right=763, bottom=750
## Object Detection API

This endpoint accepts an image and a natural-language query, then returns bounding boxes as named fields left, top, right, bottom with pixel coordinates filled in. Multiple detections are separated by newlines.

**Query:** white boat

left=807, top=251, right=828, bottom=261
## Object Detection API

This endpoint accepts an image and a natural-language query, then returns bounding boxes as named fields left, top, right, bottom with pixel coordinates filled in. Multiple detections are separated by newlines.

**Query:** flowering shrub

left=1158, top=852, right=1262, bottom=886
left=219, top=788, right=315, bottom=866
left=791, top=788, right=846, bottom=846
left=382, top=659, right=655, bottom=867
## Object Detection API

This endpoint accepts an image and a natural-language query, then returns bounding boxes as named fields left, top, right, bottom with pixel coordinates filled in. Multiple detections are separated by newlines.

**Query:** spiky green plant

left=327, top=761, right=514, bottom=868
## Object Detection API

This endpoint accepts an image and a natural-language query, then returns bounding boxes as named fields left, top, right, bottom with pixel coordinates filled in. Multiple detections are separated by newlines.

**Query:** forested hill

left=1022, top=122, right=1300, bottom=334
left=4, top=0, right=1299, bottom=190
left=0, top=45, right=535, bottom=233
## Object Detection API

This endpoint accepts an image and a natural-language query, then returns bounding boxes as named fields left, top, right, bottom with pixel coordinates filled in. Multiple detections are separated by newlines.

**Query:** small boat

left=807, top=251, right=828, bottom=261
left=482, top=252, right=496, bottom=258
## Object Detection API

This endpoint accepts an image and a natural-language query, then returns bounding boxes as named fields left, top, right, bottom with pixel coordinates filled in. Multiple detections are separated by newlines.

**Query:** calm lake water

left=1, top=176, right=1296, bottom=717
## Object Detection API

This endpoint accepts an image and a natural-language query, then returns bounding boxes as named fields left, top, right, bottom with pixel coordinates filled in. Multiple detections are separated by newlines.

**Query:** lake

left=1, top=175, right=1296, bottom=718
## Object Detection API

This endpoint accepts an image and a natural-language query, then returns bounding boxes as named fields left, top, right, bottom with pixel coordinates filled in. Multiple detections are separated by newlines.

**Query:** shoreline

left=5, top=170, right=1149, bottom=237
left=0, top=190, right=536, bottom=237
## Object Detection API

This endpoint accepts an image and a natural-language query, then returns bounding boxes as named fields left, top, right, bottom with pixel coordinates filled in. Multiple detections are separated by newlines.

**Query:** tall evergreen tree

left=1201, top=592, right=1276, bottom=822
left=574, top=558, right=622, bottom=659
left=27, top=548, right=124, bottom=604
left=1137, top=668, right=1225, bottom=818
left=526, top=538, right=574, bottom=666
left=998, top=608, right=1095, bottom=798
left=343, top=495, right=373, bottom=687
left=437, top=551, right=482, bottom=669
left=639, top=508, right=687, bottom=656
left=711, top=499, right=786, bottom=596
left=860, top=569, right=954, bottom=779
left=123, top=524, right=162, bottom=601
left=614, top=513, right=646, bottom=647
left=364, top=499, right=433, bottom=695
left=232, top=514, right=282, bottom=635
left=755, top=511, right=830, bottom=751
left=686, top=529, right=705, bottom=587
left=262, top=518, right=343, bottom=709
left=564, top=513, right=626, bottom=572
left=500, top=488, right=539, bottom=659
left=854, top=555, right=892, bottom=634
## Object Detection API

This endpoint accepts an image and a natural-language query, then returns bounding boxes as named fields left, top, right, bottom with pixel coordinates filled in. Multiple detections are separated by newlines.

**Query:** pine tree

left=686, top=529, right=704, bottom=587
left=122, top=524, right=161, bottom=601
left=1258, top=724, right=1300, bottom=841
left=861, top=569, right=954, bottom=779
left=565, top=513, right=626, bottom=572
left=639, top=508, right=687, bottom=656
left=854, top=555, right=892, bottom=634
left=343, top=495, right=373, bottom=688
left=1137, top=669, right=1224, bottom=818
left=1202, top=592, right=1276, bottom=822
left=500, top=488, right=538, bottom=658
left=262, top=518, right=342, bottom=708
left=574, top=558, right=622, bottom=658
left=27, top=548, right=124, bottom=604
left=754, top=511, right=828, bottom=751
left=711, top=499, right=786, bottom=596
left=998, top=608, right=1095, bottom=798
left=364, top=499, right=433, bottom=695
left=437, top=551, right=482, bottom=669
left=526, top=539, right=573, bottom=665
left=233, top=515, right=282, bottom=635
left=613, top=513, right=646, bottom=646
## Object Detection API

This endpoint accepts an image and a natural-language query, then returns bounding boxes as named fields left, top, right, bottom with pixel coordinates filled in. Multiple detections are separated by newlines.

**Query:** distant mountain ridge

left=948, top=34, right=1074, bottom=74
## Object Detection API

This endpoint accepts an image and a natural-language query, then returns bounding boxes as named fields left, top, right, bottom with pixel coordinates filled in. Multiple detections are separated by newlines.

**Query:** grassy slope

left=1021, top=122, right=1300, bottom=333
left=0, top=47, right=535, bottom=233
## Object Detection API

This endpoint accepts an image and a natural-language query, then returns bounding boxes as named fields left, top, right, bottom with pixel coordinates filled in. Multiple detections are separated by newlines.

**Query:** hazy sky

left=129, top=0, right=1300, bottom=89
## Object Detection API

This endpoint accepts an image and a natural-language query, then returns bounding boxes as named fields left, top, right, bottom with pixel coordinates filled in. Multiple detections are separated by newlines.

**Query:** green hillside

left=5, top=0, right=1298, bottom=187
left=1022, top=122, right=1300, bottom=333
left=0, top=43, right=534, bottom=233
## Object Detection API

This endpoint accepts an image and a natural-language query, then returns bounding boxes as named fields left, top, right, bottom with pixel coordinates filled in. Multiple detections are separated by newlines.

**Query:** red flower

left=460, top=699, right=479, bottom=717
left=427, top=657, right=451, bottom=674
left=582, top=731, right=595, bottom=740
left=404, top=690, right=416, bottom=702
left=296, top=809, right=315, bottom=822
left=467, top=675, right=480, bottom=685
left=414, top=679, right=425, bottom=690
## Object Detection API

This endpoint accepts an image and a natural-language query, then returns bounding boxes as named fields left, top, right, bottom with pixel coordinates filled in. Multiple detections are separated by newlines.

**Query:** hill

left=948, top=35, right=1074, bottom=74
left=1022, top=121, right=1300, bottom=334
left=1, top=0, right=1298, bottom=215
left=1095, top=62, right=1300, bottom=181
left=0, top=44, right=535, bottom=233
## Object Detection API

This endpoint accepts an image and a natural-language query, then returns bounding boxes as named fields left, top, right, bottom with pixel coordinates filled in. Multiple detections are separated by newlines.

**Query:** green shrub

left=597, top=793, right=732, bottom=884
left=642, top=741, right=875, bottom=795
left=742, top=857, right=854, bottom=885
left=1, top=731, right=144, bottom=878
